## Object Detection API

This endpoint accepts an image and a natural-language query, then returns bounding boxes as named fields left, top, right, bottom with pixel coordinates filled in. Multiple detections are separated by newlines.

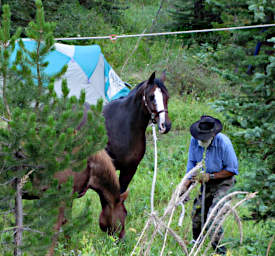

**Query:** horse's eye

left=149, top=95, right=155, bottom=101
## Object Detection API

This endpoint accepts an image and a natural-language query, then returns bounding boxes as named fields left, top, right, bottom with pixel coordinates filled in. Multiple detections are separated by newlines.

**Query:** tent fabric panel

left=110, top=87, right=130, bottom=101
left=44, top=50, right=71, bottom=76
left=10, top=40, right=71, bottom=77
left=103, top=56, right=112, bottom=102
left=54, top=43, right=75, bottom=58
left=73, top=45, right=101, bottom=79
left=103, top=58, right=130, bottom=100
left=85, top=54, right=107, bottom=105
left=54, top=60, right=88, bottom=100
left=107, top=68, right=130, bottom=99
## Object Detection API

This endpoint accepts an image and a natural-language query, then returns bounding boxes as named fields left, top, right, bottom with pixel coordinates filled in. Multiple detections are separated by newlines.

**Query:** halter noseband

left=143, top=94, right=168, bottom=124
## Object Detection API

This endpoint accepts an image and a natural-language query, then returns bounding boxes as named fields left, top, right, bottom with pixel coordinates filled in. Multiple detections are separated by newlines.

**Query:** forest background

left=0, top=0, right=274, bottom=255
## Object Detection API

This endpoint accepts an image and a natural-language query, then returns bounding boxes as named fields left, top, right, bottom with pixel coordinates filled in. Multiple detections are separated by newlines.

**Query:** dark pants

left=192, top=176, right=236, bottom=245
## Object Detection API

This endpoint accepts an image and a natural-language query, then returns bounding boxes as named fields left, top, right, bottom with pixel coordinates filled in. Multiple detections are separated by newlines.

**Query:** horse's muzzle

left=159, top=121, right=171, bottom=134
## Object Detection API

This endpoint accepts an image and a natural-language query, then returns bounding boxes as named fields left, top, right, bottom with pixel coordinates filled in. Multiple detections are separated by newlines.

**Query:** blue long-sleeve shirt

left=186, top=133, right=238, bottom=175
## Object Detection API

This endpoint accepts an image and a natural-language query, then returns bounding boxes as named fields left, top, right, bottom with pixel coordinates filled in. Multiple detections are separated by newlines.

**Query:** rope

left=201, top=148, right=207, bottom=232
left=54, top=24, right=275, bottom=41
left=150, top=123, right=158, bottom=214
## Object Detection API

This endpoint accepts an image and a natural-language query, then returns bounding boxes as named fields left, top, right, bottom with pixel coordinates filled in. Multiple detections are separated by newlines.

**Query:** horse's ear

left=160, top=70, right=166, bottom=82
left=148, top=71, right=156, bottom=85
left=120, top=190, right=129, bottom=202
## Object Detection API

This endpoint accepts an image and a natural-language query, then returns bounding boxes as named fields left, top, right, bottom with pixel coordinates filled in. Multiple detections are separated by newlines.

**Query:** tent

left=9, top=39, right=130, bottom=105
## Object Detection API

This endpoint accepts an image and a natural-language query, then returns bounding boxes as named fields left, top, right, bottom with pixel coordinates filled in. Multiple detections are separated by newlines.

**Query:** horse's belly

left=111, top=145, right=145, bottom=171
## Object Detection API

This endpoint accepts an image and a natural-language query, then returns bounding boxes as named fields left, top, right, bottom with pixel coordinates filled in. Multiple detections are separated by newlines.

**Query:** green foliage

left=46, top=1, right=110, bottom=39
left=164, top=52, right=228, bottom=98
left=167, top=97, right=232, bottom=132
left=167, top=0, right=222, bottom=46
left=0, top=0, right=127, bottom=38
left=213, top=38, right=275, bottom=221
left=165, top=0, right=275, bottom=84
left=0, top=0, right=274, bottom=254
left=0, top=1, right=106, bottom=255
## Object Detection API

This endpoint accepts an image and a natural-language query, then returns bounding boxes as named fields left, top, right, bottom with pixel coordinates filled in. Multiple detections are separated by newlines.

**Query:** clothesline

left=54, top=24, right=275, bottom=41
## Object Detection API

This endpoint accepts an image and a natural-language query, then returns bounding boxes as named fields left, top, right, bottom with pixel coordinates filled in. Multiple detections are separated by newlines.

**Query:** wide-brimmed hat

left=190, top=115, right=222, bottom=141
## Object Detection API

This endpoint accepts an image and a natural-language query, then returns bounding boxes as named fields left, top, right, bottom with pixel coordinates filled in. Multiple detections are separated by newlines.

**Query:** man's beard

left=198, top=137, right=213, bottom=148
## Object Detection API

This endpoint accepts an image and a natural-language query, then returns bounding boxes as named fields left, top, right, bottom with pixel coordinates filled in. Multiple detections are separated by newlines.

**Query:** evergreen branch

left=0, top=177, right=16, bottom=186
left=5, top=164, right=44, bottom=172
left=0, top=5, right=12, bottom=119
left=1, top=226, right=44, bottom=235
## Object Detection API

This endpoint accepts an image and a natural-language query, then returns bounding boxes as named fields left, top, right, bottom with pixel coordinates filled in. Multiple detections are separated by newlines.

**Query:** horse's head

left=140, top=71, right=171, bottom=134
left=99, top=190, right=128, bottom=239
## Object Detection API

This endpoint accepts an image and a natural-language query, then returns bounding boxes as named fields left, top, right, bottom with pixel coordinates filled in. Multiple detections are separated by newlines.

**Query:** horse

left=23, top=150, right=128, bottom=256
left=53, top=150, right=128, bottom=238
left=103, top=71, right=171, bottom=193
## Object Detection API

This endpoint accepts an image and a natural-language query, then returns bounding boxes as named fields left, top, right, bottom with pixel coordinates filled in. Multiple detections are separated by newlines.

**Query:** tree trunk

left=14, top=178, right=23, bottom=256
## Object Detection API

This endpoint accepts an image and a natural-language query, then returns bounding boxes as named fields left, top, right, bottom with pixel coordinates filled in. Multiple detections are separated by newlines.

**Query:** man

left=182, top=115, right=238, bottom=255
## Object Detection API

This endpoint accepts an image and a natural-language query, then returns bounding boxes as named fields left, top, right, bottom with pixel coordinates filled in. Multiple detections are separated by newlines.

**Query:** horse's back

left=103, top=97, right=129, bottom=126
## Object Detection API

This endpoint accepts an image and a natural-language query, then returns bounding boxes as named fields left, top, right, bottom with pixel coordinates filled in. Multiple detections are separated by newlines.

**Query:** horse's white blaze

left=154, top=88, right=166, bottom=133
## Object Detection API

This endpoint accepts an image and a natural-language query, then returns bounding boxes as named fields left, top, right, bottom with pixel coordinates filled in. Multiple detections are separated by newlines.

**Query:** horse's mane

left=128, top=78, right=169, bottom=97
left=108, top=77, right=169, bottom=106
left=88, top=150, right=120, bottom=201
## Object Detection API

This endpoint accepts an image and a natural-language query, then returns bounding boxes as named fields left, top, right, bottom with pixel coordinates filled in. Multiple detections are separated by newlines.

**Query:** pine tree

left=166, top=0, right=274, bottom=76
left=213, top=37, right=275, bottom=221
left=211, top=0, right=275, bottom=76
left=0, top=0, right=128, bottom=38
left=0, top=1, right=107, bottom=255
left=167, top=0, right=222, bottom=46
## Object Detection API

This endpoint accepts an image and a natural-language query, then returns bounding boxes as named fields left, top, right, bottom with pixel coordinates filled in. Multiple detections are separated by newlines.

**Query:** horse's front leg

left=46, top=204, right=66, bottom=256
left=119, top=168, right=137, bottom=193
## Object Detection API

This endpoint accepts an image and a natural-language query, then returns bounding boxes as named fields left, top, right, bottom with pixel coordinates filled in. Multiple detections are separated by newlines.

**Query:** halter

left=143, top=94, right=168, bottom=124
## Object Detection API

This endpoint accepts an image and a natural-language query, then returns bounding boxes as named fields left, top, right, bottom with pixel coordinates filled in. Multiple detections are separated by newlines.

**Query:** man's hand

left=193, top=173, right=210, bottom=183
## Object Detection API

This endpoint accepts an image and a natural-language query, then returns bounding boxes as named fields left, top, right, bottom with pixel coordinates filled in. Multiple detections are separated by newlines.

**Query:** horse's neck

left=96, top=189, right=117, bottom=209
left=125, top=94, right=151, bottom=131
left=87, top=150, right=120, bottom=207
left=93, top=183, right=120, bottom=209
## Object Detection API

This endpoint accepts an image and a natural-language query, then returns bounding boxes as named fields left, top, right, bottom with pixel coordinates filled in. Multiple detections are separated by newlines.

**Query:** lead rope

left=201, top=147, right=207, bottom=231
left=150, top=123, right=158, bottom=214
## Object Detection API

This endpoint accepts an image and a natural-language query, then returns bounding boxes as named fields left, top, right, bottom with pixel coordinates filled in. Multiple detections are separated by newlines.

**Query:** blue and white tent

left=10, top=39, right=130, bottom=105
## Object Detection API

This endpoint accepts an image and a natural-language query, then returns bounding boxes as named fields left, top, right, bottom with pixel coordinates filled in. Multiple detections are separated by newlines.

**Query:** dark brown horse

left=103, top=71, right=171, bottom=193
